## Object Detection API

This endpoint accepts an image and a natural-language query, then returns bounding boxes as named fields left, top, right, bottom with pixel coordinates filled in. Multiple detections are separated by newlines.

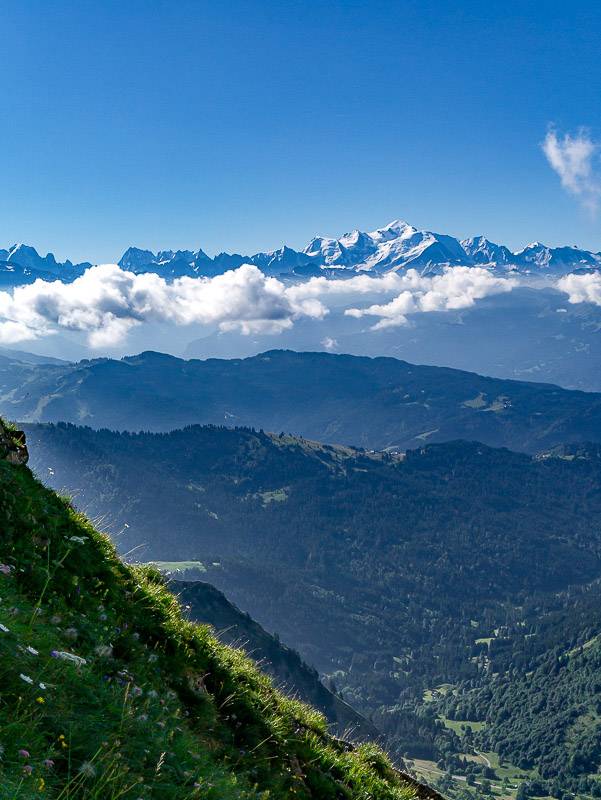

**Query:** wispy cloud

left=542, top=128, right=601, bottom=214
left=321, top=336, right=339, bottom=351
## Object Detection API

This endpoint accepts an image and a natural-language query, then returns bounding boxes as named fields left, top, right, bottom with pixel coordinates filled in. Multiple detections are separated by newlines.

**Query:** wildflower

left=94, top=644, right=113, bottom=658
left=36, top=696, right=45, bottom=704
left=58, top=735, right=67, bottom=750
left=63, top=627, right=78, bottom=641
left=39, top=682, right=47, bottom=690
left=69, top=536, right=87, bottom=544
left=26, top=645, right=39, bottom=656
left=49, top=615, right=62, bottom=625
left=20, top=673, right=34, bottom=684
left=37, top=777, right=45, bottom=791
left=18, top=749, right=30, bottom=758
left=51, top=650, right=87, bottom=666
left=0, top=623, right=9, bottom=633
left=132, top=685, right=143, bottom=697
left=0, top=564, right=12, bottom=575
left=43, top=759, right=54, bottom=769
left=23, top=764, right=33, bottom=775
left=78, top=761, right=96, bottom=778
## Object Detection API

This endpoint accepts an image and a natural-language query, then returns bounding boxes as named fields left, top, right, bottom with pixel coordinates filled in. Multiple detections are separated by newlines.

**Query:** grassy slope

left=174, top=580, right=379, bottom=742
left=0, top=428, right=418, bottom=800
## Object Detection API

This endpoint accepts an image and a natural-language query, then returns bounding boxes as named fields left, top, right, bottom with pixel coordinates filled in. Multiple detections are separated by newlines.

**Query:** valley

left=21, top=417, right=601, bottom=799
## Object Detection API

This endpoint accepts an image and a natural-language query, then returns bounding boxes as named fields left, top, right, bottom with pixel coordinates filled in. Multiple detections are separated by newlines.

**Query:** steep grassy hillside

left=4, top=349, right=601, bottom=451
left=175, top=580, right=378, bottom=741
left=0, top=421, right=420, bottom=800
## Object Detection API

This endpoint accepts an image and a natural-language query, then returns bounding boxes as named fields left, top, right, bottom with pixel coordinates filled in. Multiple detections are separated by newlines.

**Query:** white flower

left=51, top=650, right=87, bottom=666
left=78, top=761, right=96, bottom=778
left=19, top=673, right=34, bottom=684
left=0, top=623, right=9, bottom=633
left=26, top=646, right=39, bottom=656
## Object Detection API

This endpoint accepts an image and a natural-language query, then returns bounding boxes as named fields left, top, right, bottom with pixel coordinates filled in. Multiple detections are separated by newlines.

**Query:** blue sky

left=2, top=0, right=601, bottom=262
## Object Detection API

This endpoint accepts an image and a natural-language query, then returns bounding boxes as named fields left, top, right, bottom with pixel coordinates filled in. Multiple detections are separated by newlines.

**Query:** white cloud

left=557, top=271, right=601, bottom=306
left=344, top=267, right=515, bottom=329
left=542, top=128, right=601, bottom=214
left=0, top=263, right=516, bottom=347
left=321, top=336, right=339, bottom=351
left=0, top=263, right=328, bottom=347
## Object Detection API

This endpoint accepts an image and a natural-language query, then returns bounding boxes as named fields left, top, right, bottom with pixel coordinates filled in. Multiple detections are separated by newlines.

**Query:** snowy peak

left=0, top=244, right=90, bottom=281
left=461, top=236, right=513, bottom=266
left=3, top=220, right=601, bottom=286
left=118, top=247, right=157, bottom=271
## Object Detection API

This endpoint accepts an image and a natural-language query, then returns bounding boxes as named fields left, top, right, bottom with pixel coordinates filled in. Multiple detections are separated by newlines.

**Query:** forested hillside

left=5, top=349, right=601, bottom=451
left=24, top=421, right=601, bottom=797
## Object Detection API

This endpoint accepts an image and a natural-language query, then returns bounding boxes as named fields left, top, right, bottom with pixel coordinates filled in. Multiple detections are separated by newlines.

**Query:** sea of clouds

left=0, top=261, right=597, bottom=349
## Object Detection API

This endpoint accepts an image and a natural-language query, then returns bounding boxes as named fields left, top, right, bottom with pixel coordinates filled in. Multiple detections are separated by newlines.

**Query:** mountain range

left=3, top=219, right=601, bottom=286
left=4, top=349, right=601, bottom=453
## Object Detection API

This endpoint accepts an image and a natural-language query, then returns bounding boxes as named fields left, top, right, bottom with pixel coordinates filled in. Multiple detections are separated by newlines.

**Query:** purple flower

left=18, top=749, right=30, bottom=758
left=43, top=759, right=55, bottom=769
left=0, top=564, right=12, bottom=575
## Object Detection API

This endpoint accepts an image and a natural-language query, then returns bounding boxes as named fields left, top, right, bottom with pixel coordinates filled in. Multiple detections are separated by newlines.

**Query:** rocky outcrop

left=0, top=421, right=28, bottom=465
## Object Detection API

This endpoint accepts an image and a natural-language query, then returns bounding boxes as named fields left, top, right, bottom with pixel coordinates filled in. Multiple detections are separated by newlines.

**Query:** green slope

left=0, top=420, right=420, bottom=800
left=174, top=580, right=379, bottom=742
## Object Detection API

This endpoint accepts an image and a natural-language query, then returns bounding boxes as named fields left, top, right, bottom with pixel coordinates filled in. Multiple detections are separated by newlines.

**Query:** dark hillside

left=4, top=349, right=601, bottom=451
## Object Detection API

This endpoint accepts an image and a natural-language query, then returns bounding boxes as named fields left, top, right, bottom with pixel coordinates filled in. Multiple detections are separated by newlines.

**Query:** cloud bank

left=0, top=263, right=516, bottom=347
left=343, top=267, right=515, bottom=329
left=0, top=264, right=326, bottom=346
left=557, top=271, right=601, bottom=307
left=542, top=128, right=601, bottom=213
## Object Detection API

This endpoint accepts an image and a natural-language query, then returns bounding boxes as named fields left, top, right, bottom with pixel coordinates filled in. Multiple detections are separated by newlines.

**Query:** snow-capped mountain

left=461, top=236, right=514, bottom=266
left=2, top=220, right=601, bottom=287
left=0, top=244, right=91, bottom=284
